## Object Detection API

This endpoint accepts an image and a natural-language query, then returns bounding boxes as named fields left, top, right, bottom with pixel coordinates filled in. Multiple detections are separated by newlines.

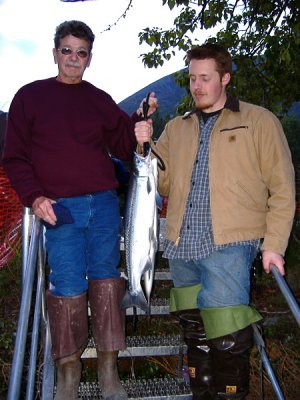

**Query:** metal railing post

left=41, top=323, right=55, bottom=400
left=21, top=207, right=33, bottom=285
left=253, top=324, right=285, bottom=400
left=7, top=218, right=41, bottom=400
left=25, top=233, right=46, bottom=400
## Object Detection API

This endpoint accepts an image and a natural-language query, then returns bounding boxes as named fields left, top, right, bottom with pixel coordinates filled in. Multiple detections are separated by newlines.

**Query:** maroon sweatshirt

left=2, top=78, right=139, bottom=207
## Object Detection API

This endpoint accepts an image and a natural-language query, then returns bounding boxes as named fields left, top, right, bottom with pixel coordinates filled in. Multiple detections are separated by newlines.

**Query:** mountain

left=119, top=71, right=300, bottom=120
left=288, top=102, right=300, bottom=118
left=118, top=70, right=187, bottom=118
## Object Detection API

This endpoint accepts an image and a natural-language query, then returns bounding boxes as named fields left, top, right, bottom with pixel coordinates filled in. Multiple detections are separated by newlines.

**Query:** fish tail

left=121, top=290, right=149, bottom=313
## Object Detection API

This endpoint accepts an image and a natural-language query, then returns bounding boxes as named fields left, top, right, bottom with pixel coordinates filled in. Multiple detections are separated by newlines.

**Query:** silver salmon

left=121, top=150, right=160, bottom=313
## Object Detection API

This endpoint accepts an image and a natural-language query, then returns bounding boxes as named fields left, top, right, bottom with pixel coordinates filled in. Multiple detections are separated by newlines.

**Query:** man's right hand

left=32, top=196, right=57, bottom=226
left=134, top=119, right=153, bottom=147
left=262, top=250, right=285, bottom=276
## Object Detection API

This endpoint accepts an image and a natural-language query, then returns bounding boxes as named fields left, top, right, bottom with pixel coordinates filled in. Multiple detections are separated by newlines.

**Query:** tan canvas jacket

left=152, top=98, right=295, bottom=256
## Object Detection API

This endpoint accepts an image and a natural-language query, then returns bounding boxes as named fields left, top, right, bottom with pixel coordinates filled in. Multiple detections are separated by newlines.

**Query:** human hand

left=136, top=92, right=158, bottom=117
left=32, top=196, right=57, bottom=226
left=262, top=250, right=285, bottom=276
left=134, top=120, right=153, bottom=146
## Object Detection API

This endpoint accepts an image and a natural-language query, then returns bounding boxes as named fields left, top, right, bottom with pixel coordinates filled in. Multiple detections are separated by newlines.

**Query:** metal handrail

left=7, top=216, right=41, bottom=400
left=40, top=323, right=55, bottom=400
left=270, top=264, right=300, bottom=327
left=21, top=207, right=34, bottom=286
left=25, top=233, right=47, bottom=400
left=253, top=324, right=285, bottom=400
left=251, top=264, right=300, bottom=400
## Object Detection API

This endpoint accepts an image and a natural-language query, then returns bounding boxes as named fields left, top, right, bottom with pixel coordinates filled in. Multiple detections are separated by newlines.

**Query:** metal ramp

left=7, top=207, right=300, bottom=399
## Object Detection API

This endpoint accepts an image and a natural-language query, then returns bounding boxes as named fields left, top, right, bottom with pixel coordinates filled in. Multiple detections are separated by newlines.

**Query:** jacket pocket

left=235, top=180, right=268, bottom=211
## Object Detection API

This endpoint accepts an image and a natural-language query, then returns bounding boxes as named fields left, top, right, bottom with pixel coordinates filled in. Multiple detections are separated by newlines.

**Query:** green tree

left=139, top=0, right=300, bottom=116
left=282, top=114, right=300, bottom=165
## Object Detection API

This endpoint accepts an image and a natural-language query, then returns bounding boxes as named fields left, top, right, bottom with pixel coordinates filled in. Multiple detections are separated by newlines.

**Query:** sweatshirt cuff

left=21, top=191, right=44, bottom=208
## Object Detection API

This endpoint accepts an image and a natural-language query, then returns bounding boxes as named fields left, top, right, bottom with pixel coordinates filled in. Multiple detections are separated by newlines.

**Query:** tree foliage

left=282, top=114, right=300, bottom=165
left=139, top=0, right=300, bottom=116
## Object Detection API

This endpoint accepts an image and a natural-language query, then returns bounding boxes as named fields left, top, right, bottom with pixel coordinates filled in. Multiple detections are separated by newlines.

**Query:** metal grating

left=125, top=297, right=170, bottom=315
left=82, top=334, right=187, bottom=358
left=88, top=297, right=170, bottom=317
left=78, top=377, right=192, bottom=399
left=120, top=268, right=172, bottom=281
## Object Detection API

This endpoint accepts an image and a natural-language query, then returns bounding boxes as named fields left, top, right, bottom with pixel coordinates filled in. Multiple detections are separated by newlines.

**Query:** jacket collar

left=224, top=93, right=240, bottom=112
left=182, top=93, right=240, bottom=120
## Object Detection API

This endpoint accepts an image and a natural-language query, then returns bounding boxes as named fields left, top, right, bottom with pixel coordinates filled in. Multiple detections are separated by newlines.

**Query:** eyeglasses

left=57, top=47, right=89, bottom=59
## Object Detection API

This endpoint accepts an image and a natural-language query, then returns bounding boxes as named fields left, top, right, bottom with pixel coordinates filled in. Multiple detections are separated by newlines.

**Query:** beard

left=195, top=99, right=213, bottom=111
left=196, top=102, right=213, bottom=111
left=192, top=93, right=213, bottom=111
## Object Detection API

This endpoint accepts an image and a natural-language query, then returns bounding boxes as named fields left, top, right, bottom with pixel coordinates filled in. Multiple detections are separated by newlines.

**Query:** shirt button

left=190, top=203, right=192, bottom=207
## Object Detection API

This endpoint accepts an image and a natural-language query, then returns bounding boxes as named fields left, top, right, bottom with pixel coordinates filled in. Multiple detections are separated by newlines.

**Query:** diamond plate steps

left=82, top=334, right=187, bottom=358
left=78, top=377, right=192, bottom=399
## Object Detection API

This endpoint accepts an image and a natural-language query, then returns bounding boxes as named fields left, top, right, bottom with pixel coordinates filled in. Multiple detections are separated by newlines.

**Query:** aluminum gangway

left=7, top=207, right=300, bottom=399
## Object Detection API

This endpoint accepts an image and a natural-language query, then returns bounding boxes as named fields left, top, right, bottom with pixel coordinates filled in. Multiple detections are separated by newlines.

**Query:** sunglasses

left=57, top=47, right=89, bottom=59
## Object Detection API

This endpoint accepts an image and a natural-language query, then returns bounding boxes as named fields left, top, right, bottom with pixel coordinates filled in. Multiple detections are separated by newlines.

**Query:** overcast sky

left=0, top=0, right=194, bottom=111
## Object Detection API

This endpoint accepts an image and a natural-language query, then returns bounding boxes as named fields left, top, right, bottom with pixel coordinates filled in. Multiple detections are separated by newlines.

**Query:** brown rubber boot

left=88, top=278, right=127, bottom=400
left=97, top=350, right=127, bottom=400
left=46, top=290, right=88, bottom=400
left=54, top=351, right=82, bottom=400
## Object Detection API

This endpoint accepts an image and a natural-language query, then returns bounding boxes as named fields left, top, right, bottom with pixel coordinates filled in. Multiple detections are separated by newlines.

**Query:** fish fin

left=156, top=192, right=163, bottom=210
left=147, top=176, right=152, bottom=193
left=141, top=257, right=153, bottom=275
left=148, top=223, right=158, bottom=252
left=121, top=290, right=149, bottom=313
left=120, top=290, right=132, bottom=309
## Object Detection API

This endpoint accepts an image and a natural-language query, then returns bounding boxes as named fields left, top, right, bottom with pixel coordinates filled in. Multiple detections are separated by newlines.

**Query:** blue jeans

left=169, top=245, right=258, bottom=308
left=45, top=190, right=121, bottom=296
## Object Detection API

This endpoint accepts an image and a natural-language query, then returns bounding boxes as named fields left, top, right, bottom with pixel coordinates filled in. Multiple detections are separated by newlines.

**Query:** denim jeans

left=45, top=190, right=121, bottom=296
left=169, top=245, right=258, bottom=308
